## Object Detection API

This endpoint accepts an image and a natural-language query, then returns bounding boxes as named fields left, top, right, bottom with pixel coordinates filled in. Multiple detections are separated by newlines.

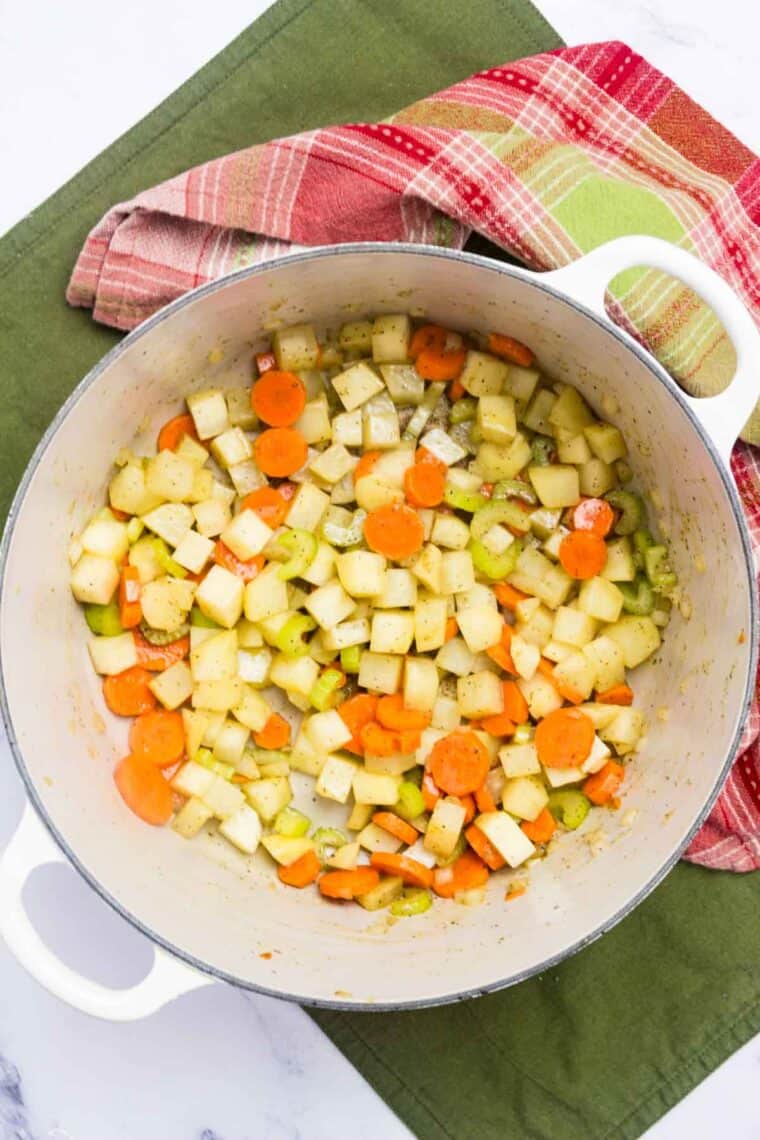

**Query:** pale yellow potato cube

left=71, top=554, right=120, bottom=606
left=305, top=579, right=355, bottom=629
left=243, top=564, right=289, bottom=622
left=172, top=529, right=215, bottom=574
left=336, top=550, right=387, bottom=597
left=187, top=388, right=230, bottom=439
left=149, top=661, right=193, bottom=710
left=316, top=755, right=360, bottom=804
left=305, top=709, right=353, bottom=754
left=440, top=550, right=475, bottom=595
left=457, top=670, right=504, bottom=718
left=220, top=510, right=272, bottom=562
left=195, top=565, right=244, bottom=628
left=501, top=775, right=548, bottom=821
left=358, top=651, right=403, bottom=694
left=403, top=656, right=439, bottom=712
left=456, top=605, right=503, bottom=654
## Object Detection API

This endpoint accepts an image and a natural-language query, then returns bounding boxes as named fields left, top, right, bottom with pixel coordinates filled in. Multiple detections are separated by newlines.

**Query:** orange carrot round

left=376, top=693, right=431, bottom=733
left=133, top=630, right=190, bottom=672
left=157, top=413, right=198, bottom=452
left=404, top=460, right=446, bottom=507
left=432, top=850, right=489, bottom=898
left=429, top=730, right=490, bottom=796
left=584, top=759, right=625, bottom=805
left=254, top=712, right=291, bottom=750
left=475, top=784, right=497, bottom=814
left=338, top=693, right=378, bottom=755
left=371, top=811, right=419, bottom=847
left=278, top=849, right=321, bottom=888
left=479, top=710, right=515, bottom=738
left=360, top=721, right=399, bottom=757
left=240, top=486, right=290, bottom=529
left=251, top=370, right=307, bottom=427
left=214, top=541, right=265, bottom=582
left=319, top=868, right=380, bottom=899
left=254, top=427, right=308, bottom=477
left=572, top=497, right=615, bottom=537
left=114, top=754, right=173, bottom=825
left=370, top=852, right=434, bottom=889
left=409, top=324, right=447, bottom=359
left=535, top=707, right=595, bottom=769
left=487, top=332, right=535, bottom=366
left=102, top=667, right=158, bottom=717
left=465, top=823, right=506, bottom=870
left=354, top=450, right=381, bottom=482
left=129, top=709, right=185, bottom=768
left=558, top=530, right=608, bottom=579
left=521, top=807, right=557, bottom=845
left=416, top=345, right=466, bottom=381
left=596, top=683, right=634, bottom=706
left=363, top=502, right=425, bottom=560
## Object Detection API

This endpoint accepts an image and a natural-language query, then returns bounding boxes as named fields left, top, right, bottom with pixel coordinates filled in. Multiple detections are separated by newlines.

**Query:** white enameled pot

left=0, top=237, right=757, bottom=1018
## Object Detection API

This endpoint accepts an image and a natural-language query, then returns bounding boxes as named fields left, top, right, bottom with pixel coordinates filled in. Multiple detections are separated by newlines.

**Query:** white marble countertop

left=0, top=2, right=758, bottom=1137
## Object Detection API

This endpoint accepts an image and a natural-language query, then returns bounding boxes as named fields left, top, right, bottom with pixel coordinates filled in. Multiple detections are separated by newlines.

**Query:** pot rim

left=1, top=241, right=756, bottom=1011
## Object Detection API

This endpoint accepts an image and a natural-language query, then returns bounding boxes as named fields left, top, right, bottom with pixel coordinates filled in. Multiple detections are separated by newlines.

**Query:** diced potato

left=424, top=797, right=467, bottom=859
left=364, top=752, right=418, bottom=775
left=172, top=530, right=215, bottom=574
left=499, top=742, right=541, bottom=778
left=315, top=755, right=359, bottom=803
left=336, top=551, right=387, bottom=598
left=309, top=443, right=354, bottom=486
left=261, top=834, right=314, bottom=865
left=237, top=647, right=272, bottom=686
left=576, top=703, right=621, bottom=731
left=245, top=776, right=292, bottom=823
left=517, top=673, right=563, bottom=719
left=182, top=709, right=209, bottom=759
left=88, top=633, right=139, bottom=675
left=231, top=686, right=271, bottom=731
left=556, top=430, right=592, bottom=465
left=197, top=710, right=226, bottom=747
left=195, top=565, right=244, bottom=628
left=419, top=428, right=467, bottom=467
left=515, top=603, right=554, bottom=650
left=332, top=410, right=363, bottom=449
left=504, top=364, right=540, bottom=406
left=220, top=510, right=272, bottom=562
left=285, top=482, right=330, bottom=532
left=80, top=516, right=129, bottom=562
left=228, top=459, right=266, bottom=497
left=339, top=320, right=373, bottom=353
left=213, top=720, right=250, bottom=766
left=457, top=670, right=504, bottom=718
left=192, top=678, right=244, bottom=712
left=305, top=709, right=353, bottom=753
left=440, top=550, right=475, bottom=596
left=582, top=636, right=626, bottom=692
left=403, top=656, right=439, bottom=712
left=109, top=463, right=162, bottom=516
left=414, top=596, right=449, bottom=652
left=171, top=760, right=215, bottom=799
left=210, top=427, right=252, bottom=470
left=305, top=579, right=355, bottom=630
left=219, top=804, right=262, bottom=854
left=605, top=616, right=661, bottom=669
left=190, top=630, right=238, bottom=681
left=363, top=406, right=401, bottom=451
left=600, top=707, right=646, bottom=751
left=333, top=361, right=385, bottom=411
left=71, top=554, right=120, bottom=605
left=431, top=513, right=470, bottom=551
left=289, top=730, right=326, bottom=777
left=142, top=503, right=194, bottom=548
left=357, top=875, right=404, bottom=909
left=577, top=577, right=624, bottom=624
left=176, top=434, right=211, bottom=469
left=584, top=421, right=627, bottom=463
left=202, top=775, right=245, bottom=820
left=481, top=524, right=515, bottom=557
left=187, top=469, right=215, bottom=506
left=149, top=660, right=193, bottom=709
left=522, top=389, right=556, bottom=435
left=502, top=775, right=548, bottom=821
left=374, top=568, right=418, bottom=609
left=224, top=386, right=258, bottom=431
left=370, top=610, right=415, bottom=655
left=528, top=465, right=580, bottom=509
left=474, top=434, right=532, bottom=481
left=581, top=734, right=612, bottom=774
left=552, top=651, right=596, bottom=701
left=460, top=350, right=509, bottom=396
left=457, top=583, right=498, bottom=611
left=127, top=535, right=164, bottom=584
left=510, top=634, right=540, bottom=681
left=371, top=313, right=411, bottom=364
left=579, top=458, right=616, bottom=497
left=270, top=653, right=320, bottom=697
left=292, top=394, right=331, bottom=446
left=172, top=797, right=214, bottom=839
left=476, top=811, right=535, bottom=867
left=354, top=475, right=403, bottom=512
left=211, top=480, right=237, bottom=507
left=431, top=695, right=460, bottom=732
left=477, top=395, right=517, bottom=444
left=141, top=576, right=195, bottom=631
left=508, top=547, right=573, bottom=609
left=553, top=606, right=597, bottom=647
left=548, top=386, right=594, bottom=433
left=380, top=363, right=425, bottom=405
left=192, top=498, right=231, bottom=538
left=322, top=618, right=371, bottom=652
left=456, top=605, right=504, bottom=654
left=242, top=564, right=288, bottom=622
left=602, top=537, right=636, bottom=582
left=326, top=841, right=361, bottom=870
left=273, top=324, right=320, bottom=371
left=358, top=651, right=403, bottom=694
left=187, top=389, right=230, bottom=439
left=542, top=639, right=576, bottom=664
left=435, top=636, right=477, bottom=677
left=353, top=770, right=401, bottom=805
left=346, top=802, right=374, bottom=831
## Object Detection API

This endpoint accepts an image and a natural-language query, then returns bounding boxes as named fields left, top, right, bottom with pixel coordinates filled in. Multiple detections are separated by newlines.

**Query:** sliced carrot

left=422, top=771, right=441, bottom=812
left=465, top=823, right=507, bottom=870
left=255, top=350, right=277, bottom=375
left=338, top=693, right=378, bottom=756
left=409, top=324, right=446, bottom=359
left=371, top=811, right=419, bottom=847
left=521, top=807, right=557, bottom=845
left=416, top=345, right=466, bottom=381
left=537, top=657, right=556, bottom=680
left=254, top=427, right=308, bottom=478
left=214, top=542, right=265, bottom=582
left=449, top=377, right=466, bottom=401
left=157, top=413, right=198, bottom=452
left=487, top=332, right=535, bottom=366
left=432, top=850, right=489, bottom=898
left=493, top=582, right=528, bottom=611
left=133, top=630, right=190, bottom=672
left=376, top=693, right=431, bottom=733
left=278, top=849, right=321, bottom=888
left=397, top=728, right=422, bottom=754
left=535, top=707, right=595, bottom=768
left=456, top=794, right=476, bottom=825
left=254, top=713, right=291, bottom=750
left=251, top=370, right=307, bottom=427
left=596, top=683, right=634, bottom=706
left=319, top=868, right=380, bottom=900
left=129, top=709, right=185, bottom=768
left=572, top=497, right=615, bottom=537
left=114, top=754, right=173, bottom=826
left=584, top=760, right=625, bottom=805
left=354, top=450, right=381, bottom=482
left=404, top=460, right=446, bottom=507
left=102, top=667, right=158, bottom=717
left=429, top=730, right=491, bottom=796
left=486, top=623, right=516, bottom=674
left=118, top=565, right=142, bottom=630
left=479, top=710, right=515, bottom=737
left=475, top=784, right=497, bottom=814
left=364, top=502, right=425, bottom=560
left=415, top=446, right=445, bottom=467
left=444, top=616, right=458, bottom=643
left=360, top=721, right=400, bottom=757
left=502, top=680, right=529, bottom=725
left=558, top=530, right=608, bottom=579
left=240, top=486, right=290, bottom=529
left=370, top=852, right=434, bottom=889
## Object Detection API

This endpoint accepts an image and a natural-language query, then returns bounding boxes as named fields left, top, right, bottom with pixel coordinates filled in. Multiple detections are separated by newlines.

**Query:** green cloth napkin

left=0, top=2, right=757, bottom=1137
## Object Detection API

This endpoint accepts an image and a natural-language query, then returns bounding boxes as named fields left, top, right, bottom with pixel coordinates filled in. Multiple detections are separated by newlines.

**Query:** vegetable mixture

left=68, top=313, right=677, bottom=915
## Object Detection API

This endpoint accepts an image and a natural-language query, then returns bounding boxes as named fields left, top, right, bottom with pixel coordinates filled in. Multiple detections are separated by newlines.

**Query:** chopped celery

left=644, top=545, right=677, bottom=591
left=273, top=613, right=317, bottom=657
left=190, top=605, right=221, bottom=628
left=309, top=667, right=346, bottom=711
left=84, top=602, right=123, bottom=637
left=450, top=397, right=477, bottom=424
left=312, top=827, right=348, bottom=862
left=632, top=528, right=654, bottom=570
left=469, top=537, right=522, bottom=580
left=605, top=491, right=644, bottom=536
left=151, top=536, right=187, bottom=578
left=390, top=888, right=432, bottom=917
left=512, top=724, right=533, bottom=744
left=274, top=806, right=312, bottom=838
left=340, top=645, right=362, bottom=673
left=471, top=500, right=531, bottom=540
left=530, top=435, right=555, bottom=466
left=492, top=479, right=538, bottom=505
left=444, top=485, right=488, bottom=514
left=394, top=781, right=425, bottom=820
left=277, top=528, right=318, bottom=581
left=139, top=619, right=190, bottom=646
left=548, top=789, right=590, bottom=830
left=617, top=577, right=655, bottom=615
left=195, top=748, right=235, bottom=780
left=320, top=507, right=367, bottom=548
left=469, top=423, right=483, bottom=445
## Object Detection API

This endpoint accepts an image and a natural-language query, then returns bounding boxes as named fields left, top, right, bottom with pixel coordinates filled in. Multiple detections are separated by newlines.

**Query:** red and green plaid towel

left=68, top=40, right=760, bottom=871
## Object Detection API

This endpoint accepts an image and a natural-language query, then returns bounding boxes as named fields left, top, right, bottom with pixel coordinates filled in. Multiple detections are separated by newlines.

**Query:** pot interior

left=0, top=247, right=753, bottom=1007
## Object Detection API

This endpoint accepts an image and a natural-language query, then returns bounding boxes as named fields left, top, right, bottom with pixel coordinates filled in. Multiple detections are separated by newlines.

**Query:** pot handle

left=0, top=804, right=210, bottom=1019
left=543, top=236, right=760, bottom=465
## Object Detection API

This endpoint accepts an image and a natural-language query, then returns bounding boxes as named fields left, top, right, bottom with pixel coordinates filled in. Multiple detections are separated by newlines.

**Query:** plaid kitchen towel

left=68, top=40, right=760, bottom=871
